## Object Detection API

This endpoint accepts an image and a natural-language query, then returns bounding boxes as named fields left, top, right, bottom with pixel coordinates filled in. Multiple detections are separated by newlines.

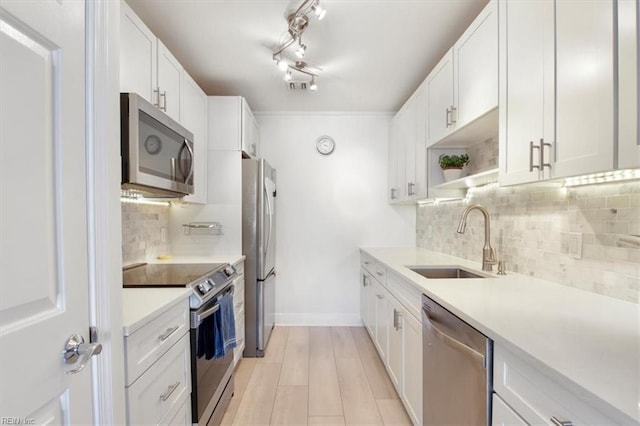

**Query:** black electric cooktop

left=122, top=263, right=225, bottom=288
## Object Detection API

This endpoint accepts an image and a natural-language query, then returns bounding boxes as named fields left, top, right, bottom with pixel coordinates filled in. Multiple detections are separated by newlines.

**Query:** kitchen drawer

left=126, top=334, right=191, bottom=426
left=124, top=300, right=189, bottom=386
left=494, top=344, right=622, bottom=425
left=164, top=394, right=192, bottom=426
left=232, top=259, right=244, bottom=276
left=386, top=270, right=421, bottom=320
left=234, top=315, right=245, bottom=366
left=492, top=393, right=527, bottom=425
left=361, top=253, right=387, bottom=286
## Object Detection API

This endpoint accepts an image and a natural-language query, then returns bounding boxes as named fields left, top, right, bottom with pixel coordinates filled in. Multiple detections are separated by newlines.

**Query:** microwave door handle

left=184, top=139, right=194, bottom=183
left=177, top=140, right=194, bottom=183
left=170, top=158, right=176, bottom=181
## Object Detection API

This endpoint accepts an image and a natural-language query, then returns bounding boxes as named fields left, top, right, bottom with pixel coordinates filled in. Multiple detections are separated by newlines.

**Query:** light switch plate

left=568, top=232, right=583, bottom=259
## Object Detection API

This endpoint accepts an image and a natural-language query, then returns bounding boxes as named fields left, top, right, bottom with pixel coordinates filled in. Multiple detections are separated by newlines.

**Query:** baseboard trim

left=275, top=313, right=363, bottom=326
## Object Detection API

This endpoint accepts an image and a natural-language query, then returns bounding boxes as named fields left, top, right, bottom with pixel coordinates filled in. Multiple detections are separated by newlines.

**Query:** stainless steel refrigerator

left=242, top=158, right=276, bottom=357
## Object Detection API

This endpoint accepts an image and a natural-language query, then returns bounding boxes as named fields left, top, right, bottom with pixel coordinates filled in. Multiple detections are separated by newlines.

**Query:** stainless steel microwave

left=120, top=92, right=194, bottom=197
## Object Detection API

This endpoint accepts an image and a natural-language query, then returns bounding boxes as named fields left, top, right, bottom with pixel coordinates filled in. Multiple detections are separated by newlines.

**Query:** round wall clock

left=144, top=134, right=162, bottom=155
left=316, top=135, right=335, bottom=155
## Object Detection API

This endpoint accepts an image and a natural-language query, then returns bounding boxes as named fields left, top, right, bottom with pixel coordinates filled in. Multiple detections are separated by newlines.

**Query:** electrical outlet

left=568, top=232, right=582, bottom=259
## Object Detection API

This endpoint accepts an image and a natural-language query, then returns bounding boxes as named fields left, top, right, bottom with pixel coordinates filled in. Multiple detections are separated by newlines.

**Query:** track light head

left=312, top=3, right=326, bottom=20
left=295, top=42, right=306, bottom=58
left=309, top=77, right=318, bottom=91
left=283, top=69, right=293, bottom=82
left=277, top=59, right=289, bottom=71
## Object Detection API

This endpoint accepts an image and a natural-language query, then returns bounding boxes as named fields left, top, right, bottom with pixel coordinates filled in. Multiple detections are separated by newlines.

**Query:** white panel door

left=157, top=40, right=182, bottom=121
left=414, top=84, right=428, bottom=199
left=388, top=114, right=401, bottom=202
left=402, top=98, right=417, bottom=200
left=492, top=394, right=528, bottom=426
left=181, top=72, right=208, bottom=204
left=498, top=0, right=554, bottom=186
left=374, top=282, right=388, bottom=362
left=454, top=0, right=498, bottom=128
left=553, top=0, right=615, bottom=178
left=119, top=0, right=157, bottom=105
left=386, top=298, right=403, bottom=392
left=402, top=312, right=423, bottom=425
left=426, top=50, right=454, bottom=146
left=0, top=0, right=94, bottom=424
left=617, top=0, right=639, bottom=169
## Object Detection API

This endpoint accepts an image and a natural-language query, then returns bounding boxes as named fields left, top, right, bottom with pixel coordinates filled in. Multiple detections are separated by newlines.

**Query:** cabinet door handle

left=362, top=275, right=368, bottom=287
left=159, top=382, right=180, bottom=402
left=153, top=87, right=161, bottom=108
left=450, top=106, right=457, bottom=124
left=376, top=271, right=384, bottom=277
left=550, top=417, right=572, bottom=426
left=158, top=326, right=180, bottom=342
left=390, top=188, right=397, bottom=199
left=160, top=91, right=167, bottom=111
left=540, top=138, right=552, bottom=169
left=529, top=141, right=541, bottom=172
left=445, top=107, right=451, bottom=128
left=407, top=182, right=415, bottom=196
left=376, top=294, right=383, bottom=300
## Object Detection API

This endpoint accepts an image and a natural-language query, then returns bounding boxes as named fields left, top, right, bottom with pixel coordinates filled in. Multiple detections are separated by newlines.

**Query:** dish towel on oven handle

left=214, top=291, right=237, bottom=359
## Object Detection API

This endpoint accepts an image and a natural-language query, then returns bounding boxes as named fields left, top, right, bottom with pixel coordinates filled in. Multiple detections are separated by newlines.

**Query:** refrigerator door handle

left=264, top=186, right=273, bottom=269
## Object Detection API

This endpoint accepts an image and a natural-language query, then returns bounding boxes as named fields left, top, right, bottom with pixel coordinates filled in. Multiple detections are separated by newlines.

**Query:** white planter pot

left=442, top=168, right=464, bottom=182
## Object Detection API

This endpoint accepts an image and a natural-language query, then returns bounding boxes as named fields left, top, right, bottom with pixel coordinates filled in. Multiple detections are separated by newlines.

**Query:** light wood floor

left=221, top=326, right=412, bottom=426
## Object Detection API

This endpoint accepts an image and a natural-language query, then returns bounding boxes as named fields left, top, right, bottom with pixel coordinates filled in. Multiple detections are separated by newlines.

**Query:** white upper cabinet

left=388, top=115, right=401, bottom=202
left=453, top=0, right=498, bottom=129
left=553, top=0, right=615, bottom=178
left=427, top=0, right=498, bottom=147
left=617, top=0, right=640, bottom=169
left=500, top=0, right=617, bottom=186
left=180, top=72, right=208, bottom=204
left=426, top=50, right=454, bottom=146
left=498, top=0, right=555, bottom=186
left=208, top=96, right=260, bottom=157
left=120, top=1, right=157, bottom=104
left=157, top=41, right=183, bottom=122
left=119, top=1, right=183, bottom=122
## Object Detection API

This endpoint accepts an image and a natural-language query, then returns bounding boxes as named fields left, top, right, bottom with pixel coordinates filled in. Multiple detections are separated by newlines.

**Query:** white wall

left=257, top=113, right=416, bottom=325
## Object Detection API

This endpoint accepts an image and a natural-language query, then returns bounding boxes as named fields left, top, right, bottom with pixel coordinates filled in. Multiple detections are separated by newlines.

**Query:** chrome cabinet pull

left=63, top=334, right=102, bottom=374
left=450, top=106, right=457, bottom=124
left=158, top=326, right=180, bottom=342
left=376, top=271, right=384, bottom=277
left=153, top=87, right=160, bottom=108
left=550, top=417, right=572, bottom=426
left=408, top=182, right=415, bottom=196
left=540, top=138, right=552, bottom=169
left=362, top=275, right=368, bottom=287
left=376, top=294, right=383, bottom=300
left=160, top=90, right=167, bottom=111
left=446, top=107, right=451, bottom=128
left=159, top=382, right=180, bottom=402
left=390, top=188, right=397, bottom=199
left=529, top=141, right=541, bottom=172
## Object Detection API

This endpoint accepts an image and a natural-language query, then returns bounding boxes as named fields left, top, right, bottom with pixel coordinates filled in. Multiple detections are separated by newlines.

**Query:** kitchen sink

left=408, top=267, right=487, bottom=279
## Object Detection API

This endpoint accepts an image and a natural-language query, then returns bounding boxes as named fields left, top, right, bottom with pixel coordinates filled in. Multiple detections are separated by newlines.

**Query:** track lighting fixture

left=272, top=0, right=326, bottom=91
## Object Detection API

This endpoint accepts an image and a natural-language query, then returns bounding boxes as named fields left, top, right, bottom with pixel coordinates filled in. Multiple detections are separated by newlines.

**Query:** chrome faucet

left=457, top=204, right=498, bottom=272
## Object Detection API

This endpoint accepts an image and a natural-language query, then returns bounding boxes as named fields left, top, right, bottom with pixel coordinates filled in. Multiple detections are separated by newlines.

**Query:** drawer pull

left=551, top=417, right=572, bottom=426
left=376, top=294, right=383, bottom=300
left=159, top=382, right=180, bottom=402
left=364, top=261, right=371, bottom=265
left=376, top=272, right=384, bottom=277
left=158, top=326, right=180, bottom=342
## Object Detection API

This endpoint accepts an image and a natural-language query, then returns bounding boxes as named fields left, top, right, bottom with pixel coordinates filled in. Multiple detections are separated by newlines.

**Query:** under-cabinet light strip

left=120, top=197, right=170, bottom=207
left=564, top=169, right=640, bottom=187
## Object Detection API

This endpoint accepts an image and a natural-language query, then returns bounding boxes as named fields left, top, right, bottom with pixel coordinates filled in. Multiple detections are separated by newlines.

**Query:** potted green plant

left=439, top=153, right=470, bottom=182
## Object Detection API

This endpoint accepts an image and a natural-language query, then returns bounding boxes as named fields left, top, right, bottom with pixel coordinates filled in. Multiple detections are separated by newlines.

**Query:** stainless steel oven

left=123, top=262, right=238, bottom=426
left=191, top=284, right=235, bottom=426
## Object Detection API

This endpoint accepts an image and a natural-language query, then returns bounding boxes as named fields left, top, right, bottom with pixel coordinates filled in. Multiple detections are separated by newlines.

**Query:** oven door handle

left=192, top=303, right=220, bottom=328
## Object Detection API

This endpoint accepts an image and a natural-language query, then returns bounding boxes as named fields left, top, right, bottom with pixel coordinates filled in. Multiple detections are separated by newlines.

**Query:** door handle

left=63, top=334, right=102, bottom=374
left=158, top=326, right=180, bottom=342
left=529, top=141, right=540, bottom=172
left=408, top=182, right=415, bottom=196
left=159, top=382, right=180, bottom=402
left=446, top=107, right=451, bottom=128
left=550, top=417, right=573, bottom=426
left=540, top=138, right=552, bottom=170
left=160, top=90, right=167, bottom=112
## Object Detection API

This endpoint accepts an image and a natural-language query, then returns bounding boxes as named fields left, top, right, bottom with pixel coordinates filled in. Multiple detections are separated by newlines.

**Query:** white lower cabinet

left=124, top=299, right=191, bottom=425
left=126, top=334, right=191, bottom=425
left=360, top=253, right=423, bottom=425
left=231, top=259, right=245, bottom=367
left=492, top=393, right=527, bottom=426
left=493, top=344, right=630, bottom=425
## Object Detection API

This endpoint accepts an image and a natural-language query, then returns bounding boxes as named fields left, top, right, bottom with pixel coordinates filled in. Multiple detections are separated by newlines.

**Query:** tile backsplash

left=416, top=180, right=640, bottom=303
left=121, top=202, right=170, bottom=264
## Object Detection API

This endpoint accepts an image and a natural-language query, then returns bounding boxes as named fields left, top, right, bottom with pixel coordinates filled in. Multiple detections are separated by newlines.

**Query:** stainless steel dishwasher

left=422, top=294, right=492, bottom=425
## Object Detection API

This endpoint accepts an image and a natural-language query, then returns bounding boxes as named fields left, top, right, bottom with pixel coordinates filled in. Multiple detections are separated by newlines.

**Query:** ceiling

left=126, top=0, right=489, bottom=112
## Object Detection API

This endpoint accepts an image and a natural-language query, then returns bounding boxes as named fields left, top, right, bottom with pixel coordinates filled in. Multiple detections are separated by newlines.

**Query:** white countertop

left=147, top=255, right=246, bottom=265
left=122, top=288, right=192, bottom=336
left=362, top=247, right=640, bottom=424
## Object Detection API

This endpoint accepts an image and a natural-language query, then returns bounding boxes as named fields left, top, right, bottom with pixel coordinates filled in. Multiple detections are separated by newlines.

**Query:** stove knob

left=224, top=266, right=236, bottom=276
left=198, top=283, right=209, bottom=294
